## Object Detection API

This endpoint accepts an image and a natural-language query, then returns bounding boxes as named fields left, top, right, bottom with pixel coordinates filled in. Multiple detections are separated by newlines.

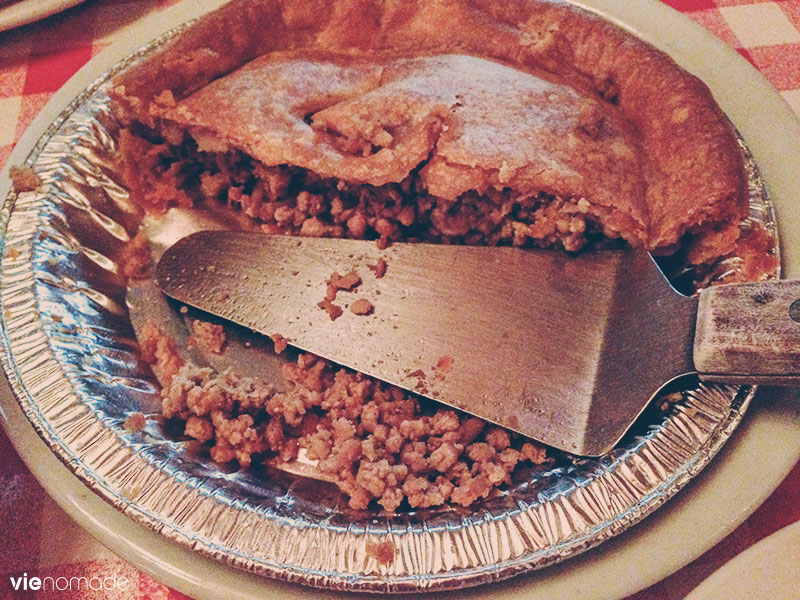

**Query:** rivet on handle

left=790, top=299, right=800, bottom=323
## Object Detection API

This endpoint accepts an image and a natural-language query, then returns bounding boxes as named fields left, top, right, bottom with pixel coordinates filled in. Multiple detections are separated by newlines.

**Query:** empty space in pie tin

left=0, top=21, right=780, bottom=593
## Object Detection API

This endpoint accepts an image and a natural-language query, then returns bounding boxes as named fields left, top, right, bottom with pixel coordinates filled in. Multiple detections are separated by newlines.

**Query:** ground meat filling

left=131, top=133, right=607, bottom=252
left=162, top=354, right=551, bottom=512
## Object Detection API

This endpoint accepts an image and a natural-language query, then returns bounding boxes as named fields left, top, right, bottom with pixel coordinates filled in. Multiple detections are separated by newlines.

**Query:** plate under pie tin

left=0, top=1, right=794, bottom=594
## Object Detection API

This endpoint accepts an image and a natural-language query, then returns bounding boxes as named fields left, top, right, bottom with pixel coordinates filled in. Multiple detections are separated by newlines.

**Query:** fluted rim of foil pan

left=0, top=21, right=778, bottom=594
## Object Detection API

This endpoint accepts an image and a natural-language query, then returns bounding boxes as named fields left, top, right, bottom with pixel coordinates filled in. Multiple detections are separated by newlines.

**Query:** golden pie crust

left=111, top=0, right=747, bottom=252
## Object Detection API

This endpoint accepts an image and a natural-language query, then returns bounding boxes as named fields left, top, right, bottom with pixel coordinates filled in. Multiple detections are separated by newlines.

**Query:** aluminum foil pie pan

left=0, top=20, right=779, bottom=594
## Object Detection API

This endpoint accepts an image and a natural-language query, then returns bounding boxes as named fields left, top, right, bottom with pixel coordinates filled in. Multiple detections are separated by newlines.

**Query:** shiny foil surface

left=0, top=26, right=779, bottom=592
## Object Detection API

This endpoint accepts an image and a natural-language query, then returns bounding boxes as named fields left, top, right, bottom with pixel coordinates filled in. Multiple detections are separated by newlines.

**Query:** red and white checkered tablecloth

left=0, top=1, right=799, bottom=599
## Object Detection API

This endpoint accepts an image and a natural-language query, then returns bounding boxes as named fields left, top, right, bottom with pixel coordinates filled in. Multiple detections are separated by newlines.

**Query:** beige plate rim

left=0, top=0, right=85, bottom=33
left=685, top=520, right=800, bottom=600
left=0, top=0, right=799, bottom=598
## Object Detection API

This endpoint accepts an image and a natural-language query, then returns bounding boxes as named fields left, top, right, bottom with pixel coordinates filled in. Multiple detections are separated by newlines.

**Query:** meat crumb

left=329, top=270, right=361, bottom=292
left=520, top=442, right=550, bottom=465
left=350, top=298, right=374, bottom=315
left=9, top=165, right=40, bottom=192
left=139, top=323, right=183, bottom=383
left=725, top=224, right=779, bottom=284
left=317, top=298, right=344, bottom=320
left=190, top=319, right=226, bottom=354
left=660, top=391, right=684, bottom=412
left=366, top=539, right=395, bottom=565
left=119, top=231, right=151, bottom=280
left=185, top=415, right=214, bottom=442
left=433, top=355, right=453, bottom=380
left=320, top=270, right=362, bottom=316
left=368, top=258, right=387, bottom=278
left=271, top=333, right=288, bottom=353
left=123, top=412, right=147, bottom=433
left=326, top=270, right=361, bottom=301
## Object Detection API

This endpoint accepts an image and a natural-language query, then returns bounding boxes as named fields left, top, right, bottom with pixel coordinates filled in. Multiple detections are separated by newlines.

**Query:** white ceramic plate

left=0, top=1, right=799, bottom=598
left=686, top=521, right=800, bottom=600
left=0, top=0, right=85, bottom=33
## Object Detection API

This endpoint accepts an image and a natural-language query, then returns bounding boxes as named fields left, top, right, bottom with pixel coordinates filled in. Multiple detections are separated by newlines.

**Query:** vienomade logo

left=8, top=572, right=131, bottom=593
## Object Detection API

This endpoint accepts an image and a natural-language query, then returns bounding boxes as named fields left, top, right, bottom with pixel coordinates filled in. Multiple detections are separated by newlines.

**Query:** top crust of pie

left=162, top=51, right=649, bottom=243
left=110, top=0, right=747, bottom=251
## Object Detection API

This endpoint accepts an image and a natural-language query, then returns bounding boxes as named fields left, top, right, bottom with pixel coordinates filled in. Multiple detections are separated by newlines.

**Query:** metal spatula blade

left=155, top=231, right=800, bottom=456
left=154, top=232, right=701, bottom=455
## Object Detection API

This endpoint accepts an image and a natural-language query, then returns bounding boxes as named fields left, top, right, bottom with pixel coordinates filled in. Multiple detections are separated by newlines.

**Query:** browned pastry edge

left=110, top=0, right=747, bottom=251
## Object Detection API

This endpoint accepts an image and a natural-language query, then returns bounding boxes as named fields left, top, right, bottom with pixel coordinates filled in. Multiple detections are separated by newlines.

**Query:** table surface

left=0, top=0, right=799, bottom=598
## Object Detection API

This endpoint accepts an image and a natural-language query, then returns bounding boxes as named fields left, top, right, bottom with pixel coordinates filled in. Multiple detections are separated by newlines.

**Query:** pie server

left=155, top=231, right=800, bottom=456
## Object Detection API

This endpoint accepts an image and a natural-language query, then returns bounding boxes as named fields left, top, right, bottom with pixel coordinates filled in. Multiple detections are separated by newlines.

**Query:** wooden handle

left=694, top=279, right=800, bottom=385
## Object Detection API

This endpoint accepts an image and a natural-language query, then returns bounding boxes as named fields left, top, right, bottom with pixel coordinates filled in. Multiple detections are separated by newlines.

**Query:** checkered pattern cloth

left=0, top=1, right=798, bottom=599
left=668, top=0, right=800, bottom=113
left=0, top=0, right=178, bottom=169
